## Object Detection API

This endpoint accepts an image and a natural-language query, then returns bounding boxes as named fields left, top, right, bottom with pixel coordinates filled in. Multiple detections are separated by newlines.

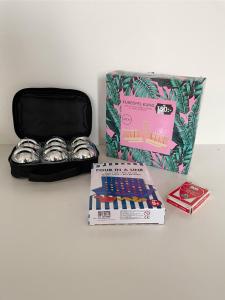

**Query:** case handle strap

left=28, top=166, right=81, bottom=182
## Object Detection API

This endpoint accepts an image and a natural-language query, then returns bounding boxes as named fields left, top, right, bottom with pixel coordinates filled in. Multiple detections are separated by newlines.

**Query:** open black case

left=8, top=88, right=99, bottom=182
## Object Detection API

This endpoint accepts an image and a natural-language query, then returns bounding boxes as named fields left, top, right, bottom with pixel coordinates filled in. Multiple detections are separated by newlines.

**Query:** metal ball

left=45, top=137, right=66, bottom=147
left=71, top=136, right=90, bottom=146
left=73, top=136, right=90, bottom=142
left=12, top=147, right=39, bottom=164
left=71, top=145, right=96, bottom=160
left=43, top=146, right=68, bottom=162
left=71, top=140, right=91, bottom=149
left=44, top=141, right=67, bottom=150
left=17, top=138, right=41, bottom=151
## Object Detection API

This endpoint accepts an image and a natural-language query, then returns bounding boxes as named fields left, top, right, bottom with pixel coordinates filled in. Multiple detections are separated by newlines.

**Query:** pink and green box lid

left=106, top=71, right=206, bottom=174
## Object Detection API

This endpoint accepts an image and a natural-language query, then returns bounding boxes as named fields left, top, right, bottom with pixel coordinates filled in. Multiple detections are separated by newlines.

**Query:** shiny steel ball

left=43, top=146, right=68, bottom=162
left=44, top=141, right=67, bottom=149
left=45, top=137, right=67, bottom=147
left=71, top=145, right=96, bottom=160
left=12, top=147, right=39, bottom=164
left=17, top=138, right=41, bottom=151
left=71, top=140, right=91, bottom=149
left=71, top=136, right=90, bottom=147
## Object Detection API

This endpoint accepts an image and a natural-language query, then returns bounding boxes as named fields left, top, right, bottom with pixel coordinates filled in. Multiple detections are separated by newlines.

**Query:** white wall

left=0, top=1, right=225, bottom=145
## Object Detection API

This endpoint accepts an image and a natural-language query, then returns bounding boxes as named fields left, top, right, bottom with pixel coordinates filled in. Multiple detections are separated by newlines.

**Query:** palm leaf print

left=106, top=74, right=120, bottom=105
left=130, top=148, right=153, bottom=166
left=121, top=75, right=133, bottom=96
left=106, top=134, right=118, bottom=158
left=106, top=101, right=120, bottom=137
left=106, top=72, right=206, bottom=174
left=170, top=79, right=189, bottom=114
left=133, top=77, right=159, bottom=98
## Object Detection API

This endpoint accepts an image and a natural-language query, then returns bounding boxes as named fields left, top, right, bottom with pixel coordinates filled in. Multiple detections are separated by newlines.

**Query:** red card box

left=167, top=182, right=210, bottom=214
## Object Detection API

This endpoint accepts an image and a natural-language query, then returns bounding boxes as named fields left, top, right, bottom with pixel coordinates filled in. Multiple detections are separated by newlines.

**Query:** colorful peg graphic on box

left=106, top=71, right=206, bottom=174
left=92, top=176, right=162, bottom=208
left=120, top=92, right=177, bottom=155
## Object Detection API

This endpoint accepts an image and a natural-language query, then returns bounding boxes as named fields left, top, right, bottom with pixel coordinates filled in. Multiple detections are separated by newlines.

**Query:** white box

left=88, top=162, right=165, bottom=225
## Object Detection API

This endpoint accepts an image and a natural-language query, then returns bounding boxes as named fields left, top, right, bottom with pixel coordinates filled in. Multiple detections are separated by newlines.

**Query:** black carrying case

left=8, top=88, right=99, bottom=182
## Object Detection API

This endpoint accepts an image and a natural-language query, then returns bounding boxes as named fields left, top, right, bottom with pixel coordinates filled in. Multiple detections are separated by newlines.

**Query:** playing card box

left=88, top=162, right=165, bottom=225
left=166, top=182, right=210, bottom=214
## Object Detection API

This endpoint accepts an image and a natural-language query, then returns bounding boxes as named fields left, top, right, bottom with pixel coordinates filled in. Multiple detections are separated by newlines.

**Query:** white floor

left=0, top=144, right=224, bottom=300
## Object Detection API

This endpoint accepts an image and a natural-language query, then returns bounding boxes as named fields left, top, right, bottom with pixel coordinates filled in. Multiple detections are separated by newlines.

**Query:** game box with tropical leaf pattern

left=106, top=71, right=206, bottom=174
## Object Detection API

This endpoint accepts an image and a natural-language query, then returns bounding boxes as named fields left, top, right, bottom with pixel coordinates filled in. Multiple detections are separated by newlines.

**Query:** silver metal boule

left=73, top=136, right=90, bottom=142
left=71, top=140, right=91, bottom=149
left=71, top=144, right=96, bottom=160
left=17, top=138, right=41, bottom=151
left=12, top=147, right=39, bottom=164
left=43, top=146, right=68, bottom=162
left=44, top=141, right=67, bottom=149
left=45, top=137, right=67, bottom=147
left=71, top=136, right=90, bottom=146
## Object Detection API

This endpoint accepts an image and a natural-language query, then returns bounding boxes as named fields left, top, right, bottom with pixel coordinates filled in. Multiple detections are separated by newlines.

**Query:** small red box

left=167, top=182, right=210, bottom=214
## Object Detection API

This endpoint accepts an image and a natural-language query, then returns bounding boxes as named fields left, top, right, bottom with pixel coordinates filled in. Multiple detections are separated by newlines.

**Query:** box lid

left=12, top=88, right=92, bottom=141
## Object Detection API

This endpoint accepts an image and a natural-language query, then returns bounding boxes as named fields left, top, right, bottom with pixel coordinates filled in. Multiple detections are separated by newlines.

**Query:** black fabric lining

left=13, top=88, right=92, bottom=141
